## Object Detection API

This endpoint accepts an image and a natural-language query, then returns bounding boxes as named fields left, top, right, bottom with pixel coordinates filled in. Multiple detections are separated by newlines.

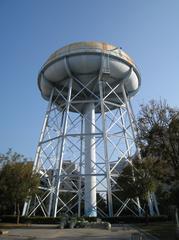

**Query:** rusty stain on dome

left=45, top=41, right=135, bottom=68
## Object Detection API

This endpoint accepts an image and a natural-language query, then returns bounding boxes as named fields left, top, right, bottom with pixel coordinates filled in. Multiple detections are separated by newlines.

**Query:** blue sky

left=0, top=0, right=179, bottom=159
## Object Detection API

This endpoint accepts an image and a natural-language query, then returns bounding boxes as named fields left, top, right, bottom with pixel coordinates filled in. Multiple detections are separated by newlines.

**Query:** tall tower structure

left=24, top=42, right=147, bottom=217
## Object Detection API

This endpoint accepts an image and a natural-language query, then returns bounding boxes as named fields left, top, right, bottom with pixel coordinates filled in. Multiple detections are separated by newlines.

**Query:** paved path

left=0, top=224, right=154, bottom=240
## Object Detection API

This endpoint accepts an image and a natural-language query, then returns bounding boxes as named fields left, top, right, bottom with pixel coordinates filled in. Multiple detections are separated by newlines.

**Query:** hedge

left=101, top=215, right=169, bottom=224
left=0, top=215, right=63, bottom=224
left=0, top=215, right=169, bottom=224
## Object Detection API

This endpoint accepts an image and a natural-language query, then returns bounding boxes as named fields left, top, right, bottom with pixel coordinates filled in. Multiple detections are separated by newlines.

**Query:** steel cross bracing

left=24, top=79, right=139, bottom=216
left=23, top=60, right=158, bottom=217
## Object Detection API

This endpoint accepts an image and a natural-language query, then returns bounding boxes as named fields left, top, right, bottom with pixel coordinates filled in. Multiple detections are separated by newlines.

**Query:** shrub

left=0, top=215, right=63, bottom=224
left=83, top=216, right=97, bottom=222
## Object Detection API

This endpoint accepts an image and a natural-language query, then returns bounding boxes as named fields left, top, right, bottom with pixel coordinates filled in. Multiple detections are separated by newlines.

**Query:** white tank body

left=38, top=41, right=141, bottom=112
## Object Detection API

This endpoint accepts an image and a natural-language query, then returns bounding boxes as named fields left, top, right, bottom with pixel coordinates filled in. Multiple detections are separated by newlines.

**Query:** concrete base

left=0, top=230, right=9, bottom=235
left=0, top=225, right=147, bottom=239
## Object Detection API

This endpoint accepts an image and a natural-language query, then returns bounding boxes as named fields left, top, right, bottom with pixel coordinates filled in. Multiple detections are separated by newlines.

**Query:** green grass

left=135, top=222, right=179, bottom=240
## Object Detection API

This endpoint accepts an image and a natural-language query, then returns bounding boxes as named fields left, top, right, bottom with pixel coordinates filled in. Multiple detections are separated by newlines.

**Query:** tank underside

left=38, top=42, right=141, bottom=112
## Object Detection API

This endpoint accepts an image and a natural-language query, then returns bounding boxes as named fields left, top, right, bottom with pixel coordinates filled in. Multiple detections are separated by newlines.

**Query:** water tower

left=23, top=42, right=156, bottom=217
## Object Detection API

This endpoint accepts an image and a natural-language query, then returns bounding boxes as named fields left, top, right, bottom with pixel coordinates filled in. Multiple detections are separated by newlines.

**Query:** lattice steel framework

left=23, top=66, right=159, bottom=217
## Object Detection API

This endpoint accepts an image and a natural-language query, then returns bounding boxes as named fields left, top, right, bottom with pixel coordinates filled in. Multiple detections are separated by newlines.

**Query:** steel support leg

left=152, top=192, right=160, bottom=216
left=121, top=83, right=142, bottom=216
left=22, top=89, right=54, bottom=216
left=148, top=192, right=154, bottom=216
left=52, top=78, right=73, bottom=217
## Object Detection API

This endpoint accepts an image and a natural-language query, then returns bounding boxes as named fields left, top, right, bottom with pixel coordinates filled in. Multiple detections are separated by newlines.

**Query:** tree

left=168, top=115, right=179, bottom=169
left=0, top=148, right=28, bottom=166
left=117, top=158, right=157, bottom=200
left=0, top=152, right=39, bottom=223
left=137, top=100, right=179, bottom=213
left=137, top=100, right=179, bottom=173
left=114, top=157, right=158, bottom=220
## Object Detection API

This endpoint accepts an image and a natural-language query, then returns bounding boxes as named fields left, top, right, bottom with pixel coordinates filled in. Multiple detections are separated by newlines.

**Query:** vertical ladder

left=102, top=51, right=110, bottom=75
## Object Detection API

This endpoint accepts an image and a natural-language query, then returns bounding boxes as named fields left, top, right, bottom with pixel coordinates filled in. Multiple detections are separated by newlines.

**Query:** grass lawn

left=135, top=222, right=179, bottom=240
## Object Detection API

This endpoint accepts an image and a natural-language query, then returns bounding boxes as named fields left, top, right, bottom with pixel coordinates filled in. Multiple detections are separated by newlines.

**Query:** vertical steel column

left=78, top=115, right=83, bottom=217
left=22, top=89, right=54, bottom=216
left=22, top=198, right=31, bottom=216
left=128, top=99, right=141, bottom=160
left=52, top=78, right=73, bottom=217
left=148, top=192, right=154, bottom=216
left=84, top=102, right=97, bottom=217
left=136, top=197, right=142, bottom=216
left=120, top=108, right=131, bottom=158
left=33, top=88, right=54, bottom=172
left=99, top=80, right=113, bottom=217
left=121, top=83, right=142, bottom=216
left=48, top=111, right=65, bottom=217
left=121, top=83, right=136, bottom=144
left=152, top=192, right=160, bottom=216
left=120, top=108, right=142, bottom=216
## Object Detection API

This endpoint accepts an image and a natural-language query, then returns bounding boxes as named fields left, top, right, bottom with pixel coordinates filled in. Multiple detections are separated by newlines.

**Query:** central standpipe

left=84, top=103, right=97, bottom=217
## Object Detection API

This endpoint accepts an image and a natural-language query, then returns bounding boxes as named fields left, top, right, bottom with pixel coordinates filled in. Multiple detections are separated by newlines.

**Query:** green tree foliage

left=0, top=148, right=28, bottom=166
left=113, top=157, right=158, bottom=217
left=0, top=151, right=39, bottom=223
left=137, top=100, right=179, bottom=173
left=137, top=100, right=179, bottom=211
left=117, top=159, right=157, bottom=201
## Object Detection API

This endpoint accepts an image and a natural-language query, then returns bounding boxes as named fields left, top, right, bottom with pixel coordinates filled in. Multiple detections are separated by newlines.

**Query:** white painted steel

left=52, top=78, right=73, bottom=217
left=148, top=192, right=155, bottom=216
left=152, top=192, right=160, bottom=216
left=25, top=42, right=158, bottom=218
left=38, top=42, right=141, bottom=112
left=84, top=103, right=97, bottom=217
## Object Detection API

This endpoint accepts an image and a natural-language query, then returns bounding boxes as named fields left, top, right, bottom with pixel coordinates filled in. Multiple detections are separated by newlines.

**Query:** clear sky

left=0, top=0, right=179, bottom=159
